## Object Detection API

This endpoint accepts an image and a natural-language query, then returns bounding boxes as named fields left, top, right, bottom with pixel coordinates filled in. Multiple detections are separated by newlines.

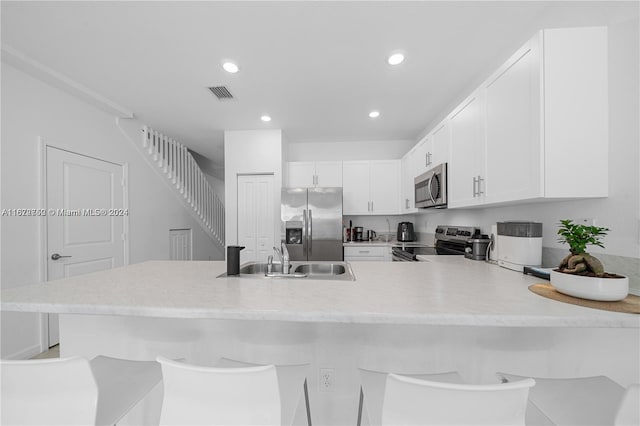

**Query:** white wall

left=287, top=139, right=415, bottom=161
left=414, top=16, right=639, bottom=264
left=0, top=64, right=222, bottom=358
left=224, top=130, right=284, bottom=251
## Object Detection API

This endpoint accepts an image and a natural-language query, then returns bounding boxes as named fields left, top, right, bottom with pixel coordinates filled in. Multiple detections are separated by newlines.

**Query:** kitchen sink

left=294, top=263, right=347, bottom=276
left=219, top=261, right=355, bottom=281
left=238, top=262, right=290, bottom=274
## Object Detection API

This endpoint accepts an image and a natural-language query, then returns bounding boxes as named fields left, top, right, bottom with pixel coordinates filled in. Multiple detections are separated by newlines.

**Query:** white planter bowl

left=550, top=270, right=629, bottom=301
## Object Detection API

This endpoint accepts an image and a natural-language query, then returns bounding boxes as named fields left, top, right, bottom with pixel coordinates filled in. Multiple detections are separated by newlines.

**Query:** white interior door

left=237, top=174, right=274, bottom=264
left=46, top=147, right=126, bottom=346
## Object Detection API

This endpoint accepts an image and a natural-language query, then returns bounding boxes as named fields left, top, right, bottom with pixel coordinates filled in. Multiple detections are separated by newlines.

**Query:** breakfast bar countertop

left=1, top=258, right=639, bottom=328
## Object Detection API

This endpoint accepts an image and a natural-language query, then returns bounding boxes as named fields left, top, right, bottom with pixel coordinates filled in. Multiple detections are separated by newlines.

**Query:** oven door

left=415, top=163, right=448, bottom=209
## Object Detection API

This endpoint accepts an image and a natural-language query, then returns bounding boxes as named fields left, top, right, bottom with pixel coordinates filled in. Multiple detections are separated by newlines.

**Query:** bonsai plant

left=552, top=219, right=628, bottom=301
left=556, top=219, right=609, bottom=277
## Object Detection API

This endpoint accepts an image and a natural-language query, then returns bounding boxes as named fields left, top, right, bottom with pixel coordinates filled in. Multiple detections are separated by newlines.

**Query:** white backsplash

left=343, top=214, right=416, bottom=240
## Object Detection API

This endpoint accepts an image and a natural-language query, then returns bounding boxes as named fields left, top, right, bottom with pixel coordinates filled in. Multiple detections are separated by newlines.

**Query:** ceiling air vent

left=208, top=86, right=234, bottom=100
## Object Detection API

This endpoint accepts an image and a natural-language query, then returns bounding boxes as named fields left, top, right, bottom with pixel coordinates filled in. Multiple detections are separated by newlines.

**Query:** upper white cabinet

left=482, top=33, right=542, bottom=205
left=343, top=160, right=400, bottom=215
left=400, top=151, right=418, bottom=213
left=445, top=26, right=608, bottom=208
left=429, top=121, right=451, bottom=167
left=287, top=161, right=342, bottom=188
left=449, top=91, right=486, bottom=208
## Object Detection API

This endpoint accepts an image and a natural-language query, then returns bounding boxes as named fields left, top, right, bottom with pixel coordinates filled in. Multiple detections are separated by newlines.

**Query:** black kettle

left=226, top=246, right=245, bottom=275
left=397, top=222, right=415, bottom=242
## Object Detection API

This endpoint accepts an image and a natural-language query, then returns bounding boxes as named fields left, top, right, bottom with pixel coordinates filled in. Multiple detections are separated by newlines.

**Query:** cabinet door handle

left=370, top=201, right=374, bottom=212
left=477, top=176, right=484, bottom=196
left=359, top=250, right=370, bottom=254
left=405, top=198, right=409, bottom=209
left=473, top=176, right=478, bottom=197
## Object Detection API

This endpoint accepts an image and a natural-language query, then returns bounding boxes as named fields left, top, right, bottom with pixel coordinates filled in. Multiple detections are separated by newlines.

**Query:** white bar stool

left=216, top=357, right=312, bottom=426
left=156, top=356, right=311, bottom=426
left=1, top=355, right=162, bottom=425
left=614, top=384, right=640, bottom=426
left=497, top=372, right=633, bottom=426
left=358, top=368, right=464, bottom=426
left=382, top=373, right=535, bottom=425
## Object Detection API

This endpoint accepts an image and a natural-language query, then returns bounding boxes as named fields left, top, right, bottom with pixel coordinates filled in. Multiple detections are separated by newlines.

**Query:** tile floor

left=30, top=344, right=60, bottom=359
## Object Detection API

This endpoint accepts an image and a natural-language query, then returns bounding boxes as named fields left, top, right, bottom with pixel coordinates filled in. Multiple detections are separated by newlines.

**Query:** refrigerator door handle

left=302, top=209, right=307, bottom=255
left=308, top=209, right=312, bottom=255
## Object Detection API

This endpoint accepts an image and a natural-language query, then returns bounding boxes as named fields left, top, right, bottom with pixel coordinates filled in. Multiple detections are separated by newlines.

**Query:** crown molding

left=2, top=44, right=134, bottom=119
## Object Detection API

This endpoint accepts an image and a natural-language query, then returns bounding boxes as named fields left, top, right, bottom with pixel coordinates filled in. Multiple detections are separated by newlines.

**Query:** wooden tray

left=529, top=283, right=640, bottom=314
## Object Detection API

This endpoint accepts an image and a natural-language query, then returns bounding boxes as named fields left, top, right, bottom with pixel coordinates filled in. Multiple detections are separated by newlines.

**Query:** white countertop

left=343, top=241, right=431, bottom=248
left=2, top=258, right=638, bottom=327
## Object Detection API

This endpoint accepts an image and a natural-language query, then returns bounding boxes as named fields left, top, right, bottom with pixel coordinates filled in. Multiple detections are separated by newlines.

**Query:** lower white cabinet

left=344, top=246, right=392, bottom=262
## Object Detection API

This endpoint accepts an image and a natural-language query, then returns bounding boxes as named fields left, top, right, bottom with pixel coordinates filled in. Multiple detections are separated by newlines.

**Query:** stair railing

left=142, top=126, right=224, bottom=246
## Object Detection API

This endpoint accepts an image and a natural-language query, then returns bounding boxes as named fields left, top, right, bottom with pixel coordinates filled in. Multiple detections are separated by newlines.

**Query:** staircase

left=141, top=126, right=225, bottom=246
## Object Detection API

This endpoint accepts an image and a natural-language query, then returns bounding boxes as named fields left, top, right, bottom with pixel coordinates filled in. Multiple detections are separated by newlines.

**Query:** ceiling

left=1, top=1, right=635, bottom=171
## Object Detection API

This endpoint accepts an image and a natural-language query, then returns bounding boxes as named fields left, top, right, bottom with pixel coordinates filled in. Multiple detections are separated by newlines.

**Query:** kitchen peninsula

left=2, top=258, right=639, bottom=425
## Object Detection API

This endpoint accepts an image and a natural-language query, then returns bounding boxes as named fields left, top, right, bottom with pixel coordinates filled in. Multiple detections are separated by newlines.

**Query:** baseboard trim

left=5, top=343, right=43, bottom=360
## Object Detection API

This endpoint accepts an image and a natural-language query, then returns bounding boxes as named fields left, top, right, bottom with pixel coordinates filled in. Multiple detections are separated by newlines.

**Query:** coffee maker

left=397, top=222, right=415, bottom=242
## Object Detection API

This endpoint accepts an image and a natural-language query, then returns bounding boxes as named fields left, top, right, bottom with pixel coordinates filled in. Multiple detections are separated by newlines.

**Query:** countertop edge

left=3, top=302, right=639, bottom=328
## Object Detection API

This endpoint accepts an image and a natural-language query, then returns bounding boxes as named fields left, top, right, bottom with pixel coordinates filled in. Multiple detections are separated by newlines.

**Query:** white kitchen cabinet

left=286, top=161, right=342, bottom=188
left=429, top=121, right=451, bottom=167
left=343, top=160, right=400, bottom=215
left=483, top=34, right=542, bottom=204
left=444, top=26, right=608, bottom=209
left=449, top=91, right=486, bottom=208
left=400, top=153, right=416, bottom=213
left=401, top=139, right=427, bottom=213
left=342, top=161, right=370, bottom=214
left=412, top=137, right=430, bottom=177
left=483, top=26, right=608, bottom=204
left=343, top=245, right=391, bottom=262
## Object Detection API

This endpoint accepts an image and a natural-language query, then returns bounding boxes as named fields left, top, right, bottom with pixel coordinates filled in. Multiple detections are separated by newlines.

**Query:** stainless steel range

left=391, top=225, right=480, bottom=261
left=433, top=225, right=481, bottom=255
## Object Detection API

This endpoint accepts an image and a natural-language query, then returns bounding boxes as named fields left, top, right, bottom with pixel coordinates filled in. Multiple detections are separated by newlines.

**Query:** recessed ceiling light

left=222, top=61, right=239, bottom=73
left=261, top=115, right=272, bottom=122
left=369, top=111, right=380, bottom=118
left=387, top=53, right=405, bottom=66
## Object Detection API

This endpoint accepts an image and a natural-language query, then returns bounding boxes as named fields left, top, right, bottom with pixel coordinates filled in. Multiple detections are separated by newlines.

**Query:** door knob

left=51, top=253, right=72, bottom=260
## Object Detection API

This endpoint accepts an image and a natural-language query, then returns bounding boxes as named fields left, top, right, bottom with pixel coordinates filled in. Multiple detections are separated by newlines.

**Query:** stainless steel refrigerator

left=281, top=187, right=343, bottom=261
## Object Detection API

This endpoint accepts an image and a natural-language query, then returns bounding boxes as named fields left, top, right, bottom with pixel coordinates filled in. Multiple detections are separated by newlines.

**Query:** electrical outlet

left=319, top=368, right=334, bottom=392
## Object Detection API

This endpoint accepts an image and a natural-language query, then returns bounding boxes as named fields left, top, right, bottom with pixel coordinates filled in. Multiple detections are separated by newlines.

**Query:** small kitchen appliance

left=226, top=246, right=245, bottom=275
left=465, top=234, right=492, bottom=261
left=353, top=227, right=364, bottom=241
left=497, top=221, right=543, bottom=272
left=397, top=222, right=416, bottom=242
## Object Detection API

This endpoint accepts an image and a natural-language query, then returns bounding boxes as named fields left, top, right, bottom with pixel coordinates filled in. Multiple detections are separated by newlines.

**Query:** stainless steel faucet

left=272, top=243, right=290, bottom=274
left=267, top=255, right=274, bottom=274
left=281, top=243, right=290, bottom=273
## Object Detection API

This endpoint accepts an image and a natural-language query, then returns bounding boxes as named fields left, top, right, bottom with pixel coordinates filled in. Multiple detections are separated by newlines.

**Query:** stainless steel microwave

left=415, top=163, right=448, bottom=208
